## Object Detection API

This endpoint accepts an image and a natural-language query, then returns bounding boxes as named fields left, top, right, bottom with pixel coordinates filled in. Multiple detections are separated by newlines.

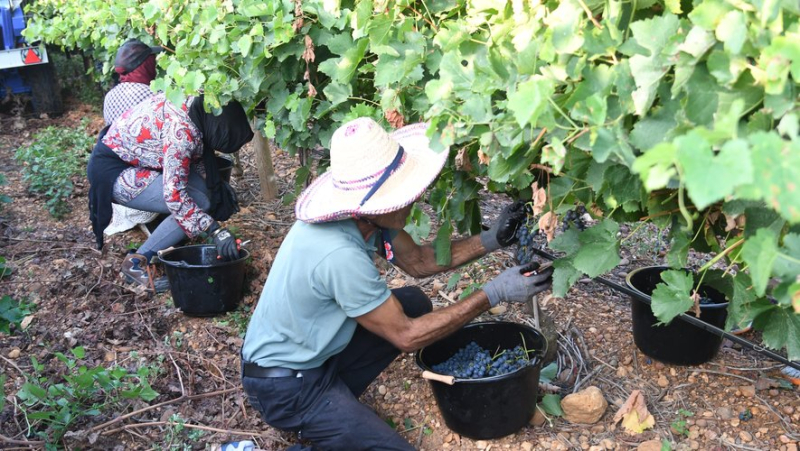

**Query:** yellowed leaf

left=793, top=287, right=800, bottom=314
left=538, top=211, right=558, bottom=242
left=724, top=213, right=745, bottom=232
left=302, top=35, right=315, bottom=63
left=588, top=203, right=604, bottom=218
left=690, top=291, right=701, bottom=317
left=477, top=149, right=490, bottom=165
left=531, top=182, right=547, bottom=216
left=455, top=147, right=473, bottom=172
left=384, top=109, right=405, bottom=129
left=613, top=390, right=655, bottom=435
left=620, top=410, right=655, bottom=434
left=20, top=315, right=34, bottom=330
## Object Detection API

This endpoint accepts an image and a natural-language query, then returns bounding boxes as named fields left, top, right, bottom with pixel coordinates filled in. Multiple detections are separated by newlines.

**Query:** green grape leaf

left=651, top=270, right=694, bottom=324
left=741, top=229, right=779, bottom=296
left=446, top=273, right=461, bottom=290
left=774, top=234, right=800, bottom=279
left=738, top=133, right=800, bottom=223
left=665, top=0, right=682, bottom=14
left=540, top=394, right=564, bottom=417
left=667, top=230, right=690, bottom=268
left=754, top=307, right=800, bottom=361
left=507, top=76, right=554, bottom=128
left=552, top=257, right=582, bottom=298
left=434, top=220, right=454, bottom=267
left=550, top=227, right=581, bottom=255
left=404, top=205, right=432, bottom=245
left=237, top=35, right=252, bottom=57
left=676, top=132, right=753, bottom=210
left=539, top=362, right=558, bottom=383
left=715, top=10, right=747, bottom=54
left=323, top=82, right=352, bottom=106
left=601, top=165, right=643, bottom=209
left=572, top=219, right=621, bottom=277
left=318, top=38, right=369, bottom=84
left=627, top=14, right=681, bottom=115
left=632, top=143, right=677, bottom=191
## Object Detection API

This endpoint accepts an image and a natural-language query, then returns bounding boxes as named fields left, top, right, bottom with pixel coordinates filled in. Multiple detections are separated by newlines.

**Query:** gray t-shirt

left=242, top=219, right=392, bottom=370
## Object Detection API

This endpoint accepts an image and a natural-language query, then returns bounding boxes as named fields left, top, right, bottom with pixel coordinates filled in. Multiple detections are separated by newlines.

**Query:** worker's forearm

left=401, top=290, right=491, bottom=351
left=411, top=234, right=487, bottom=278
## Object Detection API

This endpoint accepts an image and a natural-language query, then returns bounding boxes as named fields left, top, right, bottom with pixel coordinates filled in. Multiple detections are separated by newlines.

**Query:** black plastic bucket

left=415, top=321, right=546, bottom=440
left=216, top=156, right=233, bottom=183
left=159, top=245, right=249, bottom=317
left=626, top=266, right=728, bottom=365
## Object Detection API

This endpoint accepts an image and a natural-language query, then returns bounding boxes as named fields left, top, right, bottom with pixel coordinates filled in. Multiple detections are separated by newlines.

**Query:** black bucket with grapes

left=415, top=321, right=546, bottom=439
left=626, top=266, right=728, bottom=365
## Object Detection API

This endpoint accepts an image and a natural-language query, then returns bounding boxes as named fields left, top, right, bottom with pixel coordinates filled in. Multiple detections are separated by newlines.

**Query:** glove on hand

left=482, top=262, right=553, bottom=307
left=480, top=200, right=529, bottom=252
left=212, top=227, right=239, bottom=261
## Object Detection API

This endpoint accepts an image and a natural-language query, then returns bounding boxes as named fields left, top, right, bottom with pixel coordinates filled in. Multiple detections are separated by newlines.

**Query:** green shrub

left=17, top=347, right=160, bottom=447
left=15, top=126, right=93, bottom=218
left=49, top=50, right=105, bottom=106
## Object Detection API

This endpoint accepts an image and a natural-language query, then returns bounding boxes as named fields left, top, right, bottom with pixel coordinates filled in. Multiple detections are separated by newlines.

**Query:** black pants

left=242, top=287, right=432, bottom=451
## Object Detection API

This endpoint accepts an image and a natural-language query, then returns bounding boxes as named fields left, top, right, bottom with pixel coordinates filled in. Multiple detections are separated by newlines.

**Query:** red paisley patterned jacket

left=103, top=93, right=213, bottom=237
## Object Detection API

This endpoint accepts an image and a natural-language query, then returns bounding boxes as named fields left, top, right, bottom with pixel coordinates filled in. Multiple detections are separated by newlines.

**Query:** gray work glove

left=480, top=200, right=530, bottom=252
left=482, top=262, right=554, bottom=307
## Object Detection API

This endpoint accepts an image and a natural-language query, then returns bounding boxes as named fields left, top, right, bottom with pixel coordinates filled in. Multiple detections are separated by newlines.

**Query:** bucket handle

left=422, top=370, right=455, bottom=385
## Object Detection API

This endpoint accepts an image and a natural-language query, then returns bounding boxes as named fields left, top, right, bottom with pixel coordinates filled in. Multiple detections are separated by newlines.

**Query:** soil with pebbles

left=0, top=100, right=797, bottom=450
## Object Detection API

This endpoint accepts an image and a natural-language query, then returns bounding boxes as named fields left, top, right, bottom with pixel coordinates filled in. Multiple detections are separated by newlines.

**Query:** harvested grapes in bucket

left=431, top=341, right=538, bottom=379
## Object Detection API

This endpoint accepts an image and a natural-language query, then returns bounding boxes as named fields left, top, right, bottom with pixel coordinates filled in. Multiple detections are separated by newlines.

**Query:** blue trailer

left=0, top=0, right=62, bottom=115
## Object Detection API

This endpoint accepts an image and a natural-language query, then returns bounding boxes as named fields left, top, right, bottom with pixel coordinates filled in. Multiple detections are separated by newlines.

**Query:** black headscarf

left=188, top=96, right=254, bottom=221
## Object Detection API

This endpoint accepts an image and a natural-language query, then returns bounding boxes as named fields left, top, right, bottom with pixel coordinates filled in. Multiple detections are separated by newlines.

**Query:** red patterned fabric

left=103, top=93, right=212, bottom=237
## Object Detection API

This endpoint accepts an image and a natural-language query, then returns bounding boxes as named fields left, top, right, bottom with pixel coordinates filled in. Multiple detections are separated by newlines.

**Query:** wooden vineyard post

left=252, top=119, right=278, bottom=201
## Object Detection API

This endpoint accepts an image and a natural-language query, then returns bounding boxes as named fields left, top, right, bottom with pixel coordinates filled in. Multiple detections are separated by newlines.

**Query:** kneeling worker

left=241, top=117, right=553, bottom=450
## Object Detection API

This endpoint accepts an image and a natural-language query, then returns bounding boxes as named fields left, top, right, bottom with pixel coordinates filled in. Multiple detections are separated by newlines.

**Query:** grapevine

left=23, top=0, right=800, bottom=359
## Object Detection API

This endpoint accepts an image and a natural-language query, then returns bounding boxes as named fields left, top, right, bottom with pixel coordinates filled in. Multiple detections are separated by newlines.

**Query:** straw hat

left=295, top=118, right=449, bottom=223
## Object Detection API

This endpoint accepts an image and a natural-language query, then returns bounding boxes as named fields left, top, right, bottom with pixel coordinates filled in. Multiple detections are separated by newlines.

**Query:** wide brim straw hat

left=296, top=118, right=449, bottom=223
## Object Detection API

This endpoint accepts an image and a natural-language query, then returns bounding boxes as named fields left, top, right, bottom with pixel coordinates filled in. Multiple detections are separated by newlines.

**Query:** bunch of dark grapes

left=431, top=341, right=535, bottom=379
left=515, top=223, right=538, bottom=265
left=561, top=205, right=589, bottom=232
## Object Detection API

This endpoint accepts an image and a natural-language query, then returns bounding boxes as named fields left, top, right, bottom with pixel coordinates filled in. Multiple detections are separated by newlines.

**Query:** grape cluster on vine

left=515, top=223, right=539, bottom=265
left=431, top=341, right=535, bottom=379
left=561, top=205, right=589, bottom=232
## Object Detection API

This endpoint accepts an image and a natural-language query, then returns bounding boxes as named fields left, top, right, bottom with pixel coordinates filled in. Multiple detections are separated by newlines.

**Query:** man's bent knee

left=392, top=286, right=432, bottom=318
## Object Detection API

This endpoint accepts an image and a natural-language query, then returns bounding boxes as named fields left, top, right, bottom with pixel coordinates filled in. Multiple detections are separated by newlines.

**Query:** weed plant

left=0, top=294, right=32, bottom=334
left=15, top=125, right=94, bottom=218
left=0, top=173, right=11, bottom=211
left=16, top=347, right=160, bottom=448
left=155, top=413, right=208, bottom=451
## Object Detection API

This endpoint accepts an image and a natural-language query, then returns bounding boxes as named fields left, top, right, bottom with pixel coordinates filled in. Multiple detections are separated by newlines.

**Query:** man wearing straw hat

left=241, top=117, right=553, bottom=450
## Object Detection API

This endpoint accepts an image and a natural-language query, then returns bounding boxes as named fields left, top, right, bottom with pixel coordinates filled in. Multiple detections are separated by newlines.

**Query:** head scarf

left=116, top=54, right=156, bottom=85
left=188, top=96, right=254, bottom=221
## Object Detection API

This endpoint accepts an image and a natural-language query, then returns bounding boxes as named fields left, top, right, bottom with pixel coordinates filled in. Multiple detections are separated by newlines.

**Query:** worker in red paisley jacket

left=87, top=93, right=254, bottom=292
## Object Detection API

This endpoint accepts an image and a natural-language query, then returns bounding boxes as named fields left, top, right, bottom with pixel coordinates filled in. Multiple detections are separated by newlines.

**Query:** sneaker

left=121, top=253, right=170, bottom=293
left=781, top=364, right=800, bottom=386
left=218, top=441, right=255, bottom=451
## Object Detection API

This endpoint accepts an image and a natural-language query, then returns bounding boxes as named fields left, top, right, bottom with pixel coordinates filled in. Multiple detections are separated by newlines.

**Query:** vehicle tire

left=21, top=62, right=63, bottom=116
